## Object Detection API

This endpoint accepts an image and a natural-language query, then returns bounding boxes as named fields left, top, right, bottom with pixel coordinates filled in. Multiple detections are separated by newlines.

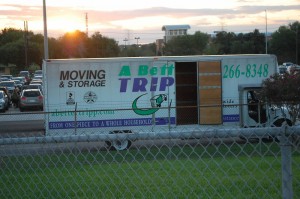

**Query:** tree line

left=163, top=21, right=299, bottom=64
left=0, top=21, right=299, bottom=73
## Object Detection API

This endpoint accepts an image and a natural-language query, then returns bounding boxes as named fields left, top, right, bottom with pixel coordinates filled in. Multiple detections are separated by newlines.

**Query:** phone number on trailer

left=223, top=64, right=269, bottom=79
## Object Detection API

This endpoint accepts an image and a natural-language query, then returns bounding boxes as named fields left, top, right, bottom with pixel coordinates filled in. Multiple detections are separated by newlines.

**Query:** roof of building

left=162, top=25, right=191, bottom=31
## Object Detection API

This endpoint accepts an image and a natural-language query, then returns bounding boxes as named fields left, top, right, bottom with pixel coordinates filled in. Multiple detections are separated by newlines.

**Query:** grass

left=0, top=141, right=299, bottom=198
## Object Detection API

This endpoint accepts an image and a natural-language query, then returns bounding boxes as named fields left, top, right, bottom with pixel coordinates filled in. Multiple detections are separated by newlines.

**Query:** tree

left=260, top=70, right=300, bottom=146
left=59, top=30, right=89, bottom=58
left=0, top=28, right=25, bottom=69
left=87, top=32, right=119, bottom=58
left=213, top=31, right=236, bottom=54
left=48, top=37, right=63, bottom=59
left=260, top=71, right=300, bottom=125
left=269, top=21, right=300, bottom=64
left=163, top=31, right=209, bottom=55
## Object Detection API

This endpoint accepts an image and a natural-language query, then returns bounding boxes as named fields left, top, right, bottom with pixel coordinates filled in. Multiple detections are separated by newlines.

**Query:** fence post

left=280, top=126, right=293, bottom=199
left=75, top=102, right=77, bottom=135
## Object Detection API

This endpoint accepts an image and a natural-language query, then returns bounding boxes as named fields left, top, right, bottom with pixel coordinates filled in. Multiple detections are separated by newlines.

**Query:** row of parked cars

left=0, top=70, right=44, bottom=112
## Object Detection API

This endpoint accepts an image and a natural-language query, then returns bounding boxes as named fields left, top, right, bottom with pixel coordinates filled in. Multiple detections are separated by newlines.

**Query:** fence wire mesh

left=0, top=105, right=299, bottom=198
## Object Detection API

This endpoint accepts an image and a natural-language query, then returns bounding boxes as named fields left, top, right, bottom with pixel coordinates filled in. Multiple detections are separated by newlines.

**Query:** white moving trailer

left=43, top=54, right=290, bottom=149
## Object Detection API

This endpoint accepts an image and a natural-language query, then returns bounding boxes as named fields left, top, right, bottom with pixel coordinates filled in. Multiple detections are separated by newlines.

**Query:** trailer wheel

left=111, top=139, right=131, bottom=151
left=106, top=130, right=132, bottom=151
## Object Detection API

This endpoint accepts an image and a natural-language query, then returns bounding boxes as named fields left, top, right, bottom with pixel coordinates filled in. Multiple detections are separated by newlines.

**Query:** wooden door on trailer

left=198, top=61, right=222, bottom=124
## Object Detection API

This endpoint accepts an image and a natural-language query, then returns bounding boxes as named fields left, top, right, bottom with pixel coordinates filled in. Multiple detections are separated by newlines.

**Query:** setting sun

left=47, top=15, right=85, bottom=33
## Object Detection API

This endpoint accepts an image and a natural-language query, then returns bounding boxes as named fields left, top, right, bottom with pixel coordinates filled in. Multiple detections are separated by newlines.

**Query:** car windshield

left=23, top=91, right=41, bottom=97
left=35, top=70, right=42, bottom=75
left=19, top=71, right=29, bottom=77
left=0, top=92, right=3, bottom=98
left=1, top=75, right=12, bottom=79
left=28, top=85, right=40, bottom=89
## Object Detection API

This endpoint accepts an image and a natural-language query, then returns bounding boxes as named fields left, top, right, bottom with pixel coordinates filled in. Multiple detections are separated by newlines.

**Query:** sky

left=0, top=0, right=299, bottom=44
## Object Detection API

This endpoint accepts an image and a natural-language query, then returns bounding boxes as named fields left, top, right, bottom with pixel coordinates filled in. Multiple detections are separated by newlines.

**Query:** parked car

left=12, top=79, right=23, bottom=88
left=0, top=90, right=9, bottom=112
left=30, top=79, right=43, bottom=85
left=19, top=71, right=30, bottom=78
left=28, top=83, right=43, bottom=94
left=19, top=71, right=30, bottom=82
left=0, top=86, right=11, bottom=105
left=19, top=89, right=43, bottom=111
left=0, top=86, right=9, bottom=97
left=0, top=74, right=13, bottom=81
left=0, top=81, right=16, bottom=95
left=15, top=76, right=26, bottom=83
left=34, top=70, right=43, bottom=77
left=0, top=77, right=9, bottom=81
left=22, top=84, right=43, bottom=93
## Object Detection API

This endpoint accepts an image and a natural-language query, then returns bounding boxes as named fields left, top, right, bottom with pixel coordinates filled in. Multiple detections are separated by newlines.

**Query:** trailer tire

left=105, top=130, right=132, bottom=151
left=111, top=139, right=132, bottom=151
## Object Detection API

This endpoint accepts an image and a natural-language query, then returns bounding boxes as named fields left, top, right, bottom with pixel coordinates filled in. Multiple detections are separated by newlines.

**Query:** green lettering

left=160, top=64, right=167, bottom=75
left=149, top=67, right=158, bottom=75
left=119, top=65, right=131, bottom=76
left=168, top=64, right=174, bottom=75
left=138, top=65, right=148, bottom=76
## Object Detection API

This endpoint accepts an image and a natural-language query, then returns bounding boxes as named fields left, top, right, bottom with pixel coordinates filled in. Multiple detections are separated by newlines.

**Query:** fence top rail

left=0, top=125, right=298, bottom=145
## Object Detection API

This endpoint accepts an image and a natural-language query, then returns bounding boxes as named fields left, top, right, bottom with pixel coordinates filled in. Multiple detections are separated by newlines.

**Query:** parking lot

left=0, top=106, right=44, bottom=137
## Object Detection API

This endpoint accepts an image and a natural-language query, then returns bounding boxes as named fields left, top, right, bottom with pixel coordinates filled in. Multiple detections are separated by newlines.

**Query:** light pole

left=134, top=37, right=140, bottom=45
left=296, top=24, right=298, bottom=65
left=43, top=0, right=49, bottom=59
left=265, top=10, right=268, bottom=54
left=123, top=38, right=128, bottom=48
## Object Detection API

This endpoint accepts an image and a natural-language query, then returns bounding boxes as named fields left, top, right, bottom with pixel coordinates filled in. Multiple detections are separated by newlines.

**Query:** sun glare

left=49, top=16, right=84, bottom=34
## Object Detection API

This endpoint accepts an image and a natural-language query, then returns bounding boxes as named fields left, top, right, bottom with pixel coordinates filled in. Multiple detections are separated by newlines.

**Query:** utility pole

left=123, top=38, right=128, bottom=48
left=85, top=13, right=88, bottom=37
left=265, top=10, right=268, bottom=54
left=296, top=25, right=298, bottom=64
left=43, top=0, right=49, bottom=59
left=24, top=21, right=28, bottom=67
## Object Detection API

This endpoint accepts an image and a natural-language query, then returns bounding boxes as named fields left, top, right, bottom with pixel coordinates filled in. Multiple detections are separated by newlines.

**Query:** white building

left=162, top=25, right=191, bottom=43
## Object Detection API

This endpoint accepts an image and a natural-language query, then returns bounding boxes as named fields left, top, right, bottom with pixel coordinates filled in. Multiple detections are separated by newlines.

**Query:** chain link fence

left=0, top=105, right=299, bottom=198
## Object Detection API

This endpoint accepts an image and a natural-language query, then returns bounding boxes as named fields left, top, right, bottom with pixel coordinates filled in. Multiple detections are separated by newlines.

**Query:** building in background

left=0, top=64, right=16, bottom=76
left=162, top=25, right=191, bottom=43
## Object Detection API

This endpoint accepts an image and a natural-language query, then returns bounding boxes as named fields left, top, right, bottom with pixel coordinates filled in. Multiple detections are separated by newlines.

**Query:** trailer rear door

left=198, top=61, right=222, bottom=124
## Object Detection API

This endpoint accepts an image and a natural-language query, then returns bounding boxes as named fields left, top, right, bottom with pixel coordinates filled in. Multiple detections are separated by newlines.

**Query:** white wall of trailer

left=220, top=55, right=277, bottom=125
left=43, top=55, right=277, bottom=135
left=43, top=58, right=176, bottom=135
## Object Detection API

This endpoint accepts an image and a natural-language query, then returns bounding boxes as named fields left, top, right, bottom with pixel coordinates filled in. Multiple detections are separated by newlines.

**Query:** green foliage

left=0, top=28, right=24, bottom=45
left=164, top=31, right=209, bottom=55
left=28, top=63, right=41, bottom=72
left=212, top=29, right=265, bottom=54
left=213, top=31, right=236, bottom=54
left=269, top=21, right=300, bottom=64
left=261, top=71, right=300, bottom=124
left=87, top=32, right=120, bottom=57
left=0, top=38, right=24, bottom=68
